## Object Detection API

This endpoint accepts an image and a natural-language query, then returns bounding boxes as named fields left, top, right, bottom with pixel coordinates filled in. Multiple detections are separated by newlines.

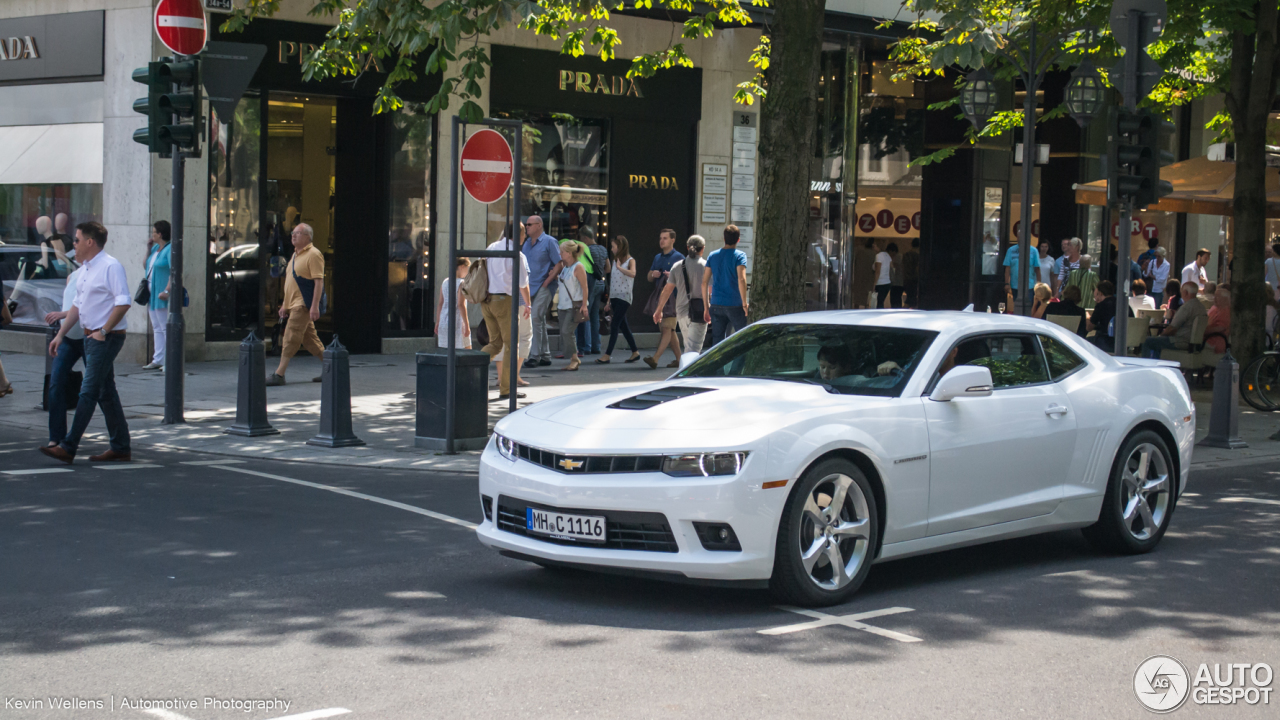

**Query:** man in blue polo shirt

left=1003, top=241, right=1041, bottom=301
left=643, top=228, right=685, bottom=369
left=521, top=215, right=560, bottom=368
left=701, top=224, right=749, bottom=345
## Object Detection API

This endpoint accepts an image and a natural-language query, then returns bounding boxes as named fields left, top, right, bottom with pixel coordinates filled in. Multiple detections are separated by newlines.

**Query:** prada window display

left=0, top=184, right=100, bottom=327
left=509, top=115, right=610, bottom=243
left=385, top=103, right=434, bottom=335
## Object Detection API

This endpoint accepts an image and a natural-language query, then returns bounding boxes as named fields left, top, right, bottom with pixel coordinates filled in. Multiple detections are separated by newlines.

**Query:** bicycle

left=1241, top=351, right=1280, bottom=411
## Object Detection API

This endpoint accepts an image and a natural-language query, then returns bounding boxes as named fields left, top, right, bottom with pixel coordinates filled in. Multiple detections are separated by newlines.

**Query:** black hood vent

left=609, top=386, right=715, bottom=410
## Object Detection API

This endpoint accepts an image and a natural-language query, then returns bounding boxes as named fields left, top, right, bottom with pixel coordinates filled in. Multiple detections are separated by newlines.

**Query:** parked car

left=0, top=243, right=78, bottom=328
left=477, top=310, right=1194, bottom=606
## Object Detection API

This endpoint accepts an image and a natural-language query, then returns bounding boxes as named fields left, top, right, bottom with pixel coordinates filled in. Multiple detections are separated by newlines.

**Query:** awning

left=0, top=123, right=103, bottom=185
left=1073, top=155, right=1280, bottom=217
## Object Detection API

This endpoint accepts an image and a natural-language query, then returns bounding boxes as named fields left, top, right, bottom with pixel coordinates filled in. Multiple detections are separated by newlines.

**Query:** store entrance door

left=265, top=93, right=381, bottom=354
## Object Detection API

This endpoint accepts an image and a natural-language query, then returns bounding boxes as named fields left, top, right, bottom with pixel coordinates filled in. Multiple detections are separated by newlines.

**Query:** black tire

left=1246, top=353, right=1280, bottom=411
left=1082, top=430, right=1177, bottom=554
left=770, top=458, right=879, bottom=607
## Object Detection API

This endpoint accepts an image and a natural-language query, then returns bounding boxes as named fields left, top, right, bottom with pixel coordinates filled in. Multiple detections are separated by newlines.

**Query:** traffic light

left=158, top=58, right=202, bottom=155
left=1136, top=112, right=1174, bottom=208
left=1106, top=108, right=1173, bottom=209
left=131, top=60, right=173, bottom=158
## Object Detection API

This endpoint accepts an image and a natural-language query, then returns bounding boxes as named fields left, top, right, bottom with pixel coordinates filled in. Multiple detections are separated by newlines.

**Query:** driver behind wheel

left=817, top=344, right=905, bottom=388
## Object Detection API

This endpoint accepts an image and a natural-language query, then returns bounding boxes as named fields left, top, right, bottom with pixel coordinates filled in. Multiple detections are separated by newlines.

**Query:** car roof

left=761, top=309, right=1057, bottom=335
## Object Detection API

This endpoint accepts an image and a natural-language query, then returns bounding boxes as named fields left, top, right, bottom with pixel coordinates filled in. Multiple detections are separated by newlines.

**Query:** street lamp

left=1065, top=59, right=1105, bottom=127
left=960, top=67, right=999, bottom=128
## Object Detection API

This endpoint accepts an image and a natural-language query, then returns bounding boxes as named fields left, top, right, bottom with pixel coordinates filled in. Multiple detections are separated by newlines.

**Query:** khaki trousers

left=281, top=307, right=325, bottom=365
left=481, top=294, right=515, bottom=394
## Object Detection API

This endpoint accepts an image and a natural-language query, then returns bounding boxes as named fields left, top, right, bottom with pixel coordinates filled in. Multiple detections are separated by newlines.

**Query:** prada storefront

left=490, top=46, right=701, bottom=333
left=207, top=15, right=440, bottom=354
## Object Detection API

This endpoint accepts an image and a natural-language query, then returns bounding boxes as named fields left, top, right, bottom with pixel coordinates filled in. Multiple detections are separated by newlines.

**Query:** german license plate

left=526, top=507, right=606, bottom=543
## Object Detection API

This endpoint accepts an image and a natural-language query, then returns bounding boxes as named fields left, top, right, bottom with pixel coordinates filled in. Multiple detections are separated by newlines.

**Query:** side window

left=953, top=334, right=1050, bottom=389
left=1040, top=335, right=1086, bottom=380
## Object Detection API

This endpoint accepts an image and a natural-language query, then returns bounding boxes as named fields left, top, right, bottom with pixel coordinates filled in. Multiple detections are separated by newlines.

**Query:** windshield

left=678, top=323, right=937, bottom=397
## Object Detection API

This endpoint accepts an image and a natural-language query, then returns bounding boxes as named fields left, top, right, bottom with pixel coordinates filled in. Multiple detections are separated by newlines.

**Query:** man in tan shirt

left=267, top=223, right=326, bottom=385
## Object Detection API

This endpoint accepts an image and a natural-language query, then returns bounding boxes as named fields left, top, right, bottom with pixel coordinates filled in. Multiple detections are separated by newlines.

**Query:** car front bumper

left=476, top=443, right=785, bottom=582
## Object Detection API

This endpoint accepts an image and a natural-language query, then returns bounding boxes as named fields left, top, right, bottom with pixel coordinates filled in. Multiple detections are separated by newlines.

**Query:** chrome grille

left=514, top=441, right=663, bottom=474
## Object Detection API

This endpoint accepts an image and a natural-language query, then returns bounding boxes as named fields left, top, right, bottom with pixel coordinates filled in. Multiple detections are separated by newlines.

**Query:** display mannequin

left=35, top=216, right=69, bottom=277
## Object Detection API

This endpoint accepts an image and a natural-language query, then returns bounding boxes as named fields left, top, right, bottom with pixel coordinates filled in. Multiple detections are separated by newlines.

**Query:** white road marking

left=213, top=465, right=478, bottom=529
left=267, top=708, right=352, bottom=720
left=0, top=448, right=38, bottom=455
left=180, top=459, right=246, bottom=466
left=93, top=464, right=161, bottom=471
left=2, top=468, right=73, bottom=476
left=142, top=709, right=196, bottom=720
left=759, top=606, right=922, bottom=642
left=1219, top=496, right=1280, bottom=507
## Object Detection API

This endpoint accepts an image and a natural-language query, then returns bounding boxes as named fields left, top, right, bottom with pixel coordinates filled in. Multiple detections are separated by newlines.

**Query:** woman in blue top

left=143, top=221, right=172, bottom=370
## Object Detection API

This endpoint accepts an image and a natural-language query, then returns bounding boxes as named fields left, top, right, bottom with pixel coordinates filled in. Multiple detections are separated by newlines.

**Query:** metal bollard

left=1198, top=351, right=1248, bottom=449
left=225, top=332, right=279, bottom=437
left=307, top=335, right=365, bottom=448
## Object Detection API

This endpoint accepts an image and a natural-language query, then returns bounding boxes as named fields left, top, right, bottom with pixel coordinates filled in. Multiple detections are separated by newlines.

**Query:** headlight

left=494, top=433, right=518, bottom=462
left=662, top=452, right=748, bottom=477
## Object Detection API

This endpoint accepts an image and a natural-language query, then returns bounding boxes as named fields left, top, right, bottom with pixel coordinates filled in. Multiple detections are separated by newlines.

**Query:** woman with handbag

left=140, top=221, right=171, bottom=370
left=556, top=242, right=590, bottom=371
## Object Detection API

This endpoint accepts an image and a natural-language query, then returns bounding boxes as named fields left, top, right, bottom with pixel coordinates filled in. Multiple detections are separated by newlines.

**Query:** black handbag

left=683, top=259, right=705, bottom=324
left=133, top=277, right=150, bottom=306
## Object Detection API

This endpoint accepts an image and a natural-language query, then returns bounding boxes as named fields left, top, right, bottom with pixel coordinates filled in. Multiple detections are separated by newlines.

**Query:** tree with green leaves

left=221, top=1, right=826, bottom=321
left=891, top=0, right=1279, bottom=367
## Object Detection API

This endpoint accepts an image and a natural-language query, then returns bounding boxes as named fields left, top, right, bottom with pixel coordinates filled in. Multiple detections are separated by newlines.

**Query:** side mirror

left=929, top=365, right=994, bottom=402
left=679, top=351, right=700, bottom=370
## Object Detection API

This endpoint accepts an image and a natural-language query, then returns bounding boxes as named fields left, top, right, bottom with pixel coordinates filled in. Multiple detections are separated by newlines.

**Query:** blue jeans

left=1142, top=336, right=1180, bottom=359
left=47, top=337, right=84, bottom=445
left=575, top=276, right=605, bottom=353
left=709, top=305, right=747, bottom=346
left=61, top=332, right=130, bottom=456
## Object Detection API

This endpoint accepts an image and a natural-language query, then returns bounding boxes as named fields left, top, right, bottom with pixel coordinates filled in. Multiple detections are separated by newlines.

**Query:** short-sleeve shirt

left=651, top=249, right=684, bottom=276
left=1182, top=261, right=1207, bottom=290
left=669, top=257, right=706, bottom=317
left=706, top=247, right=748, bottom=306
left=563, top=240, right=594, bottom=275
left=875, top=252, right=892, bottom=285
left=1003, top=245, right=1041, bottom=290
left=284, top=243, right=324, bottom=311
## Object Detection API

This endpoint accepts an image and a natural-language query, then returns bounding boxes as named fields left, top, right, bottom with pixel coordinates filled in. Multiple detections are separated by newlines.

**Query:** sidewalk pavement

left=1, top=348, right=1278, bottom=474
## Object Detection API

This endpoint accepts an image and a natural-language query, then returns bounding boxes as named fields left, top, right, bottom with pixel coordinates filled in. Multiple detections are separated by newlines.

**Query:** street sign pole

left=1112, top=10, right=1143, bottom=358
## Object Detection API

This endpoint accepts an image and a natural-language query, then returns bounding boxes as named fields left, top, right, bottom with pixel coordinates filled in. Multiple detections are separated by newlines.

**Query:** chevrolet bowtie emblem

left=558, top=457, right=584, bottom=471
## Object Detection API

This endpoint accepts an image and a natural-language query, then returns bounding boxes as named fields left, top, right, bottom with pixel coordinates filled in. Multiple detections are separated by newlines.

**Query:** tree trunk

left=1225, top=0, right=1280, bottom=370
left=750, top=0, right=825, bottom=321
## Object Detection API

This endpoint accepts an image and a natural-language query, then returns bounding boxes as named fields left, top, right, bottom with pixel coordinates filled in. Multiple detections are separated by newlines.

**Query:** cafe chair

left=1125, top=316, right=1152, bottom=355
left=1160, top=315, right=1220, bottom=384
left=1046, top=314, right=1082, bottom=335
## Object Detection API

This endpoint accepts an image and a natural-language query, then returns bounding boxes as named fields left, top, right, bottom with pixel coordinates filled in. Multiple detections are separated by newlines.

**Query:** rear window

left=1040, top=334, right=1087, bottom=380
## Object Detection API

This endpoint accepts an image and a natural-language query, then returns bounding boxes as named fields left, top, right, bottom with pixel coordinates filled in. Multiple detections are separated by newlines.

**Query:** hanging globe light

left=960, top=67, right=999, bottom=129
left=1065, top=59, right=1105, bottom=127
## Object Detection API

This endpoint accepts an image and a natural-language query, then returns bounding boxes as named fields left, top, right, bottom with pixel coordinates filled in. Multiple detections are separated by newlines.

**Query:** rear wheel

left=1082, top=430, right=1176, bottom=554
left=770, top=459, right=879, bottom=607
left=1243, top=353, right=1280, bottom=411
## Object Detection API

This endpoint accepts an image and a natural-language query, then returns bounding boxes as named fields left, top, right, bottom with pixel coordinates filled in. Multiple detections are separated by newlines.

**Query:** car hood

left=496, top=377, right=905, bottom=454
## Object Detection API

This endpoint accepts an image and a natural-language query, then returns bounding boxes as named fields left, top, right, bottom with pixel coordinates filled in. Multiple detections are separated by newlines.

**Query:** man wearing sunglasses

left=39, top=222, right=132, bottom=464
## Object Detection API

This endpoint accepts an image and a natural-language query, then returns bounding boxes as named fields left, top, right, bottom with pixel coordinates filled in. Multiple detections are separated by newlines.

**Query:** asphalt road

left=1, top=424, right=1277, bottom=719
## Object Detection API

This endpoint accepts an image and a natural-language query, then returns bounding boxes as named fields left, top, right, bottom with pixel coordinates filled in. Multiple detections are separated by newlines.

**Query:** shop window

left=208, top=94, right=262, bottom=340
left=0, top=183, right=99, bottom=328
left=509, top=115, right=609, bottom=243
left=385, top=103, right=434, bottom=334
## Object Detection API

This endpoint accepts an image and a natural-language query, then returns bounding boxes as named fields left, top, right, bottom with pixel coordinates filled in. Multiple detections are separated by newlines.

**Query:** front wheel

left=1082, top=430, right=1176, bottom=554
left=770, top=459, right=879, bottom=607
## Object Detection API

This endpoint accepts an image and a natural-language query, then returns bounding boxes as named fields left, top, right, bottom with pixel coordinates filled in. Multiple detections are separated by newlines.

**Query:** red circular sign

left=1031, top=219, right=1040, bottom=238
left=911, top=212, right=921, bottom=231
left=1110, top=220, right=1142, bottom=238
left=857, top=214, right=876, bottom=232
left=154, top=0, right=207, bottom=57
left=1143, top=223, right=1159, bottom=240
left=876, top=209, right=894, bottom=228
left=894, top=215, right=911, bottom=234
left=460, top=129, right=514, bottom=205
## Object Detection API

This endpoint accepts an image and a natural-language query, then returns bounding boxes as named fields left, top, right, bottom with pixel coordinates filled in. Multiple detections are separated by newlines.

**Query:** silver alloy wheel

left=799, top=473, right=871, bottom=590
left=1121, top=442, right=1171, bottom=541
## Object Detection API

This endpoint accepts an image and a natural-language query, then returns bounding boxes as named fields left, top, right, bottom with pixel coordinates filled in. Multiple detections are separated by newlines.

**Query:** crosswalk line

left=93, top=464, right=161, bottom=471
left=2, top=468, right=74, bottom=475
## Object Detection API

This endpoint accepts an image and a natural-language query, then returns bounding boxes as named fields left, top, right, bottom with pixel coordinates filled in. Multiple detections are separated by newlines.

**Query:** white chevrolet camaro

left=476, top=310, right=1195, bottom=606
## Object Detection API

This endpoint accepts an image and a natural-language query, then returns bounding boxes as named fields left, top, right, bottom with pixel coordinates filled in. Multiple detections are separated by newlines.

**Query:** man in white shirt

left=40, top=222, right=132, bottom=464
left=1182, top=248, right=1210, bottom=291
left=43, top=268, right=84, bottom=448
left=1037, top=241, right=1054, bottom=288
left=482, top=235, right=531, bottom=400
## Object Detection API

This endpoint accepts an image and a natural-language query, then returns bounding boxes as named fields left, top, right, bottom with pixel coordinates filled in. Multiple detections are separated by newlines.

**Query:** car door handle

left=1045, top=404, right=1069, bottom=416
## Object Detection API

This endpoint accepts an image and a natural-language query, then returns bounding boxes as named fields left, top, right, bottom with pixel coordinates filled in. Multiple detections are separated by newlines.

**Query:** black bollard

left=307, top=335, right=365, bottom=448
left=225, top=332, right=279, bottom=437
left=1198, top=351, right=1248, bottom=449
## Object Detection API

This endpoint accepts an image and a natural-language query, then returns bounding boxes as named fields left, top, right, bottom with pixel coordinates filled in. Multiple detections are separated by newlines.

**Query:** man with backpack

left=267, top=223, right=325, bottom=386
left=478, top=233, right=531, bottom=400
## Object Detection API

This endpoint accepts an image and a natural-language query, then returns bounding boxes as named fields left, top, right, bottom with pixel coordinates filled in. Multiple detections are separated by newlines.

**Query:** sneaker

left=142, top=362, right=162, bottom=370
left=537, top=358, right=552, bottom=367
left=265, top=373, right=286, bottom=386
left=522, top=359, right=539, bottom=370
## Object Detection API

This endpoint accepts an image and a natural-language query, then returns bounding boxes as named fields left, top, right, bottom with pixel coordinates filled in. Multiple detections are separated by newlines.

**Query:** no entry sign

left=460, top=129, right=514, bottom=205
left=154, top=0, right=207, bottom=57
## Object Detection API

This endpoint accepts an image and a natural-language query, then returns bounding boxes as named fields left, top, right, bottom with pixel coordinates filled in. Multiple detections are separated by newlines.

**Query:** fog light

left=480, top=494, right=493, bottom=522
left=693, top=522, right=741, bottom=552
